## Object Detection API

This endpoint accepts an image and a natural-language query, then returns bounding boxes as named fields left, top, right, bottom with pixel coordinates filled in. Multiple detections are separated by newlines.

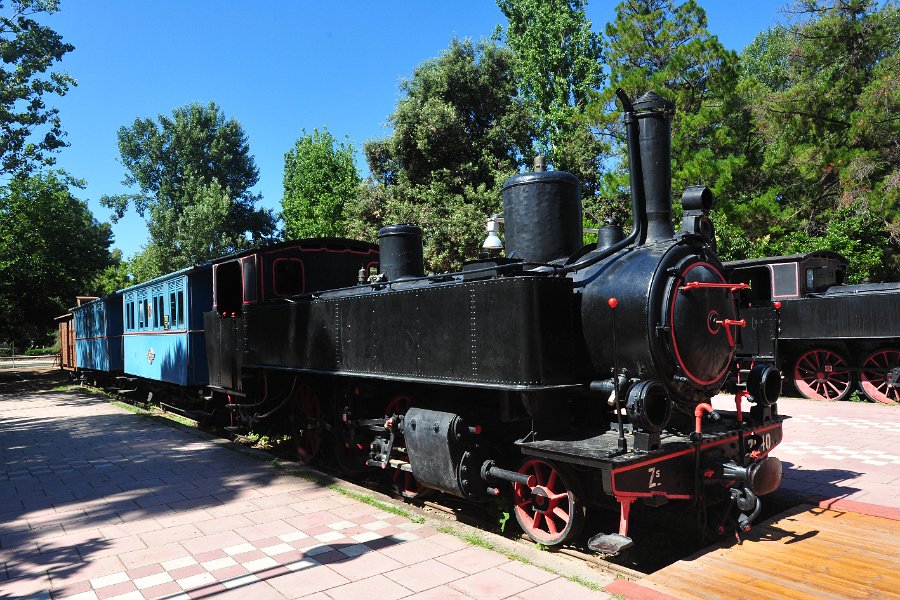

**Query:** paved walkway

left=0, top=384, right=611, bottom=600
left=771, top=396, right=900, bottom=516
left=4, top=375, right=899, bottom=600
left=712, top=393, right=900, bottom=517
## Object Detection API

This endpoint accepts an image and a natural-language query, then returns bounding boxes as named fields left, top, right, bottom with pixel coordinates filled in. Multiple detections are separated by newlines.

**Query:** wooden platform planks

left=640, top=504, right=900, bottom=600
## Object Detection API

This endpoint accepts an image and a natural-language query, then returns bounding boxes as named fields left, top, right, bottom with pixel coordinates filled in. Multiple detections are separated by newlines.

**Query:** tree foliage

left=92, top=249, right=132, bottom=297
left=281, top=128, right=359, bottom=239
left=0, top=0, right=75, bottom=175
left=589, top=0, right=747, bottom=234
left=344, top=39, right=535, bottom=272
left=737, top=0, right=900, bottom=280
left=101, top=102, right=276, bottom=278
left=497, top=0, right=604, bottom=156
left=0, top=172, right=112, bottom=342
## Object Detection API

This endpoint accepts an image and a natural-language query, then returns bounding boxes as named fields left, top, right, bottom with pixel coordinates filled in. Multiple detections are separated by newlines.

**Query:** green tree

left=0, top=0, right=75, bottom=174
left=92, top=249, right=132, bottom=296
left=101, top=101, right=276, bottom=279
left=0, top=172, right=112, bottom=342
left=590, top=0, right=750, bottom=245
left=344, top=38, right=535, bottom=271
left=738, top=0, right=900, bottom=280
left=497, top=0, right=604, bottom=172
left=281, top=128, right=360, bottom=239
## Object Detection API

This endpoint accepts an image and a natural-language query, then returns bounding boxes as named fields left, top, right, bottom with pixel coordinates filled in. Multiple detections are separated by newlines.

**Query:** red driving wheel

left=384, top=395, right=429, bottom=499
left=860, top=349, right=900, bottom=404
left=513, top=459, right=586, bottom=546
left=793, top=349, right=853, bottom=401
left=291, top=384, right=322, bottom=463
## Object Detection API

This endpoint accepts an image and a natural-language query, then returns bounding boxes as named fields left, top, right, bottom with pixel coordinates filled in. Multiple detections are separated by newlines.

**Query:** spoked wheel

left=384, top=395, right=430, bottom=499
left=860, top=349, right=900, bottom=404
left=512, top=459, right=586, bottom=546
left=290, top=384, right=322, bottom=464
left=793, top=348, right=853, bottom=401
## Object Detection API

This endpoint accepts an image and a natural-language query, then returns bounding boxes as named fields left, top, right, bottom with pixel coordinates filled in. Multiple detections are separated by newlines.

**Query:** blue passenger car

left=121, top=265, right=213, bottom=386
left=73, top=295, right=124, bottom=373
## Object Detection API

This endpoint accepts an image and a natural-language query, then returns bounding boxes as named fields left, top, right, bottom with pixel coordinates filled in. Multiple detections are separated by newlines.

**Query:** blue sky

left=46, top=0, right=791, bottom=259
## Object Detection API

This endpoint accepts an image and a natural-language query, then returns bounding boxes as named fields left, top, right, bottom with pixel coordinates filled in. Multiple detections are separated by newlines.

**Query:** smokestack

left=633, top=92, right=675, bottom=243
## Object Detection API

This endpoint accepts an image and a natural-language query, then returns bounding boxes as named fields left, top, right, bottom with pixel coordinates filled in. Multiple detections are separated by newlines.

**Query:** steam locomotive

left=727, top=251, right=900, bottom=403
left=203, top=90, right=787, bottom=552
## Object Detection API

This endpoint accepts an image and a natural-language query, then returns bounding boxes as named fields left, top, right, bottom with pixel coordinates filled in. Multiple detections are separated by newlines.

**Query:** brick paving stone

left=404, top=585, right=472, bottom=600
left=327, top=551, right=403, bottom=581
left=448, top=567, right=535, bottom=599
left=49, top=578, right=93, bottom=598
left=266, top=566, right=350, bottom=598
left=384, top=560, right=467, bottom=593
left=140, top=580, right=182, bottom=599
left=207, top=564, right=249, bottom=581
left=235, top=520, right=296, bottom=541
left=93, top=580, right=137, bottom=599
left=0, top=573, right=53, bottom=598
left=434, top=546, right=509, bottom=575
left=182, top=531, right=249, bottom=555
left=195, top=513, right=255, bottom=535
left=168, top=563, right=206, bottom=580
left=378, top=538, right=454, bottom=566
left=139, top=523, right=203, bottom=547
left=326, top=574, right=412, bottom=600
left=118, top=543, right=189, bottom=570
left=48, top=556, right=127, bottom=588
left=518, top=578, right=612, bottom=599
left=496, top=559, right=558, bottom=585
left=213, top=580, right=287, bottom=599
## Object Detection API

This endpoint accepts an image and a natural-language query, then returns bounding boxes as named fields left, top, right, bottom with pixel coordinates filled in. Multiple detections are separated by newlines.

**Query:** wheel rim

left=384, top=395, right=429, bottom=499
left=793, top=349, right=852, bottom=401
left=860, top=349, right=900, bottom=404
left=291, top=385, right=322, bottom=463
left=513, top=459, right=583, bottom=546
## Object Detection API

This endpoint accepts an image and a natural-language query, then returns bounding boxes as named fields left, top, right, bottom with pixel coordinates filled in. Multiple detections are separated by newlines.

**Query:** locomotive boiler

left=206, top=90, right=786, bottom=552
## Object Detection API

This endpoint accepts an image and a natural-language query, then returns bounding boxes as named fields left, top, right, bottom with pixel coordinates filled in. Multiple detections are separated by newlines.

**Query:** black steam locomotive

left=205, top=91, right=786, bottom=552
left=727, top=251, right=900, bottom=403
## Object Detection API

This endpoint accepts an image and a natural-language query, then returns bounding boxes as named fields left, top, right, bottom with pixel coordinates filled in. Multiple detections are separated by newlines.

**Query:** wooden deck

left=640, top=504, right=900, bottom=599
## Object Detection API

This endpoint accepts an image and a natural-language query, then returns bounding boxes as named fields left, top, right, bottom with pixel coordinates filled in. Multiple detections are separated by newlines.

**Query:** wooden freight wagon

left=55, top=312, right=76, bottom=372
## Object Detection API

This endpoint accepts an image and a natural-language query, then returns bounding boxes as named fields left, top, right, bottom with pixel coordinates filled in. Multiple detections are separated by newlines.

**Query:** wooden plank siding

left=641, top=504, right=900, bottom=599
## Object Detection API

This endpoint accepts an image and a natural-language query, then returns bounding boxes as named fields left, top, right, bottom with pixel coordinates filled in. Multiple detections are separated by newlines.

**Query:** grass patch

left=111, top=400, right=145, bottom=414
left=567, top=575, right=602, bottom=591
left=326, top=484, right=424, bottom=523
left=108, top=399, right=198, bottom=428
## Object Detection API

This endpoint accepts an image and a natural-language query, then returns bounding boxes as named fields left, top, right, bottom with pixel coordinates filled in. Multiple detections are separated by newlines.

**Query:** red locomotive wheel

left=290, top=385, right=322, bottom=464
left=860, top=349, right=900, bottom=405
left=513, top=459, right=586, bottom=546
left=384, top=395, right=430, bottom=499
left=793, top=349, right=853, bottom=401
